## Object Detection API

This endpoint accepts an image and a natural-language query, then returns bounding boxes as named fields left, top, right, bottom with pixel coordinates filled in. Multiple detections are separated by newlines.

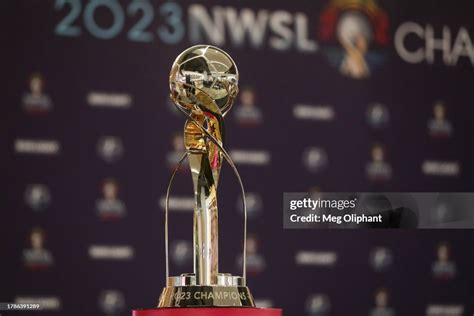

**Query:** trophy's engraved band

left=164, top=86, right=249, bottom=285
left=158, top=286, right=255, bottom=308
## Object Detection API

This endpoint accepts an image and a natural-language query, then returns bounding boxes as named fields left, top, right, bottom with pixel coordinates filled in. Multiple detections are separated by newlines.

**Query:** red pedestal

left=133, top=308, right=282, bottom=316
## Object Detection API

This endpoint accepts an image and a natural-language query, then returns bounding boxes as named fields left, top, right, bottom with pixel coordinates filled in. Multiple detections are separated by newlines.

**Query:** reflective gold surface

left=160, top=45, right=254, bottom=308
left=170, top=45, right=238, bottom=286
left=169, top=45, right=238, bottom=116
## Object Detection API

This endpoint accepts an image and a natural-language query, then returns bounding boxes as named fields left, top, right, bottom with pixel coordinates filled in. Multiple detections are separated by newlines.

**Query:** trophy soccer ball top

left=159, top=45, right=254, bottom=308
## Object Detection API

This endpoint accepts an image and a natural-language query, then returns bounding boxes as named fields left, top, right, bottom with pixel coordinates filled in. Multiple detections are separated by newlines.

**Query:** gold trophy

left=158, top=45, right=255, bottom=308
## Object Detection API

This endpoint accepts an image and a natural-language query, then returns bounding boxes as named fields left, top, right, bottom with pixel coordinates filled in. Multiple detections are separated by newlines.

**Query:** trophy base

left=133, top=308, right=282, bottom=316
left=158, top=286, right=255, bottom=307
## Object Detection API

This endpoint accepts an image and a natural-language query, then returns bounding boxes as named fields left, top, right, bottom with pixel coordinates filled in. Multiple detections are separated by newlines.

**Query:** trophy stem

left=188, top=153, right=219, bottom=285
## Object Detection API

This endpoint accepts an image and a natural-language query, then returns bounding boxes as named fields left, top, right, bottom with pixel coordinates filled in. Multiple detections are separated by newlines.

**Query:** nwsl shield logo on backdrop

left=318, top=0, right=390, bottom=79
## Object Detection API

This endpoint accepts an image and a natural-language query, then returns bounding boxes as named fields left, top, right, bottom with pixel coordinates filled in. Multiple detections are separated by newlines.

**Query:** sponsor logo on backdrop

left=366, top=143, right=392, bottom=182
left=432, top=242, right=456, bottom=280
left=96, top=136, right=124, bottom=163
left=395, top=22, right=474, bottom=66
left=98, top=290, right=126, bottom=315
left=14, top=296, right=61, bottom=311
left=22, top=73, right=53, bottom=114
left=367, top=103, right=390, bottom=128
left=23, top=227, right=54, bottom=269
left=229, top=149, right=270, bottom=166
left=166, top=133, right=187, bottom=170
left=236, top=192, right=263, bottom=219
left=88, top=245, right=134, bottom=260
left=236, top=234, right=266, bottom=275
left=302, top=147, right=328, bottom=173
left=24, top=184, right=51, bottom=212
left=426, top=304, right=464, bottom=316
left=97, top=136, right=124, bottom=163
left=170, top=240, right=193, bottom=266
left=159, top=196, right=194, bottom=212
left=305, top=294, right=331, bottom=316
left=234, top=86, right=262, bottom=127
left=293, top=104, right=335, bottom=121
left=428, top=101, right=452, bottom=138
left=369, top=247, right=393, bottom=272
left=421, top=160, right=460, bottom=177
left=96, top=178, right=126, bottom=221
left=87, top=91, right=132, bottom=109
left=295, top=251, right=337, bottom=267
left=370, top=288, right=395, bottom=316
left=318, top=0, right=390, bottom=79
left=14, top=139, right=60, bottom=155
